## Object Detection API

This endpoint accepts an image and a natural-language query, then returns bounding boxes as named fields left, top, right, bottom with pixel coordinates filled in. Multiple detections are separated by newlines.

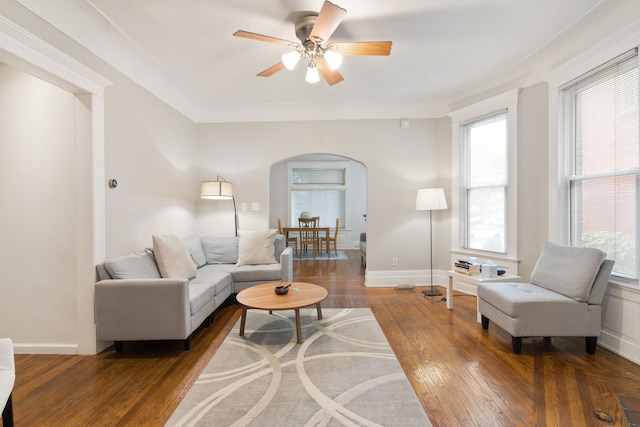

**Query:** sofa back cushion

left=103, top=250, right=161, bottom=279
left=152, top=234, right=198, bottom=279
left=183, top=236, right=207, bottom=268
left=201, top=237, right=239, bottom=264
left=530, top=242, right=606, bottom=302
left=274, top=234, right=285, bottom=259
left=237, top=229, right=278, bottom=266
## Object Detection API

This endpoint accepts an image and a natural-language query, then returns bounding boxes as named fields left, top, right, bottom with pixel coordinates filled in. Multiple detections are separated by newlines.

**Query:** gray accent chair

left=359, top=233, right=366, bottom=265
left=0, top=338, right=14, bottom=427
left=478, top=242, right=614, bottom=354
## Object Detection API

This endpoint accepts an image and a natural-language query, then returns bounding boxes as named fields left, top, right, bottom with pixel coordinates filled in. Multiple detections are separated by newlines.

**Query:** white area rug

left=166, top=308, right=431, bottom=427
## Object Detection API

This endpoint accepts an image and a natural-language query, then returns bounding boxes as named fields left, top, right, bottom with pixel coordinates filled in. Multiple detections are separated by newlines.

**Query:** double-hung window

left=461, top=112, right=508, bottom=253
left=561, top=49, right=639, bottom=280
left=450, top=89, right=518, bottom=259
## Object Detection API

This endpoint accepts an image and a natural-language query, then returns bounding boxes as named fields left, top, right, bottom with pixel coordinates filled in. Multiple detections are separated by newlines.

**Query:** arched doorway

left=269, top=153, right=366, bottom=250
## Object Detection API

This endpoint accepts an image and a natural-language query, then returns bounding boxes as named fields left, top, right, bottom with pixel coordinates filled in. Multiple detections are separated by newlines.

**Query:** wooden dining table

left=281, top=226, right=331, bottom=257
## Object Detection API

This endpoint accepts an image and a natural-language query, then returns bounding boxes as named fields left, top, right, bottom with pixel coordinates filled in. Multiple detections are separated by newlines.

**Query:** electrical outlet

left=392, top=258, right=398, bottom=266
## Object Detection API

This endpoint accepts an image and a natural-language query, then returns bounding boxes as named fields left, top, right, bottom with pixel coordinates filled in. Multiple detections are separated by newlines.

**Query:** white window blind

left=562, top=50, right=639, bottom=279
left=288, top=163, right=348, bottom=228
left=462, top=111, right=508, bottom=253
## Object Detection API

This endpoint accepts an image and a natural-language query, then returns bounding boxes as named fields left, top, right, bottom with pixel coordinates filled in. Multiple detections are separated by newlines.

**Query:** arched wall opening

left=269, top=153, right=367, bottom=250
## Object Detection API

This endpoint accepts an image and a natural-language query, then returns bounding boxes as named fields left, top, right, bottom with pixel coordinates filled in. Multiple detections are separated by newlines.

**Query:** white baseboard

left=12, top=343, right=78, bottom=355
left=365, top=269, right=448, bottom=288
left=599, top=329, right=640, bottom=365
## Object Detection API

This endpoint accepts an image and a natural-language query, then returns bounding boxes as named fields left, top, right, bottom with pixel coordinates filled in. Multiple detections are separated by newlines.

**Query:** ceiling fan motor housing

left=295, top=15, right=319, bottom=44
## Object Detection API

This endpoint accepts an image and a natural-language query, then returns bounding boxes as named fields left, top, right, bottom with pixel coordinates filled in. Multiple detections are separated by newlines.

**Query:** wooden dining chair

left=298, top=216, right=319, bottom=258
left=323, top=218, right=339, bottom=258
left=277, top=219, right=297, bottom=254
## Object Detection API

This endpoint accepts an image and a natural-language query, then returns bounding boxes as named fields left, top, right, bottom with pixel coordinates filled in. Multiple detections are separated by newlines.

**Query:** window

left=561, top=50, right=639, bottom=280
left=462, top=112, right=508, bottom=252
left=287, top=162, right=348, bottom=228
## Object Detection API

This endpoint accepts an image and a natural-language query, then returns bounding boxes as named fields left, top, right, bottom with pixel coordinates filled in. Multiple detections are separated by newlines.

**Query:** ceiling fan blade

left=233, top=30, right=299, bottom=48
left=257, top=62, right=285, bottom=77
left=309, top=1, right=347, bottom=43
left=327, top=41, right=392, bottom=56
left=317, top=60, right=344, bottom=86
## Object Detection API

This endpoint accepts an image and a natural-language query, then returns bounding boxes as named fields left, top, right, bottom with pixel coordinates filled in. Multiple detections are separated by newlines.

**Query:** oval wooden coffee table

left=237, top=282, right=328, bottom=344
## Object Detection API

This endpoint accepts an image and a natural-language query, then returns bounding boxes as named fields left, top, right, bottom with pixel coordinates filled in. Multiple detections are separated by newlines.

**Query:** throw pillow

left=152, top=234, right=197, bottom=279
left=104, top=250, right=161, bottom=279
left=237, top=229, right=277, bottom=266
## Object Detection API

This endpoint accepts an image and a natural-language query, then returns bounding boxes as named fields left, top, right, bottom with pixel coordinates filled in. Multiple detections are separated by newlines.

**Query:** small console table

left=446, top=270, right=522, bottom=322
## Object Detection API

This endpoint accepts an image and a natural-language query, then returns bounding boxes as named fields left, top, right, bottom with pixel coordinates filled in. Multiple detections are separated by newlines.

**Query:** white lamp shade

left=323, top=49, right=343, bottom=70
left=305, top=66, right=320, bottom=83
left=282, top=51, right=300, bottom=70
left=415, top=188, right=447, bottom=211
left=201, top=181, right=233, bottom=199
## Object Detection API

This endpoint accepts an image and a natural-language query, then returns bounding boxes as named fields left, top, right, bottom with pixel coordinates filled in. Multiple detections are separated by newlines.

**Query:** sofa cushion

left=233, top=263, right=282, bottom=282
left=184, top=236, right=207, bottom=268
left=104, top=251, right=161, bottom=279
left=188, top=281, right=216, bottom=316
left=190, top=269, right=233, bottom=296
left=152, top=235, right=197, bottom=279
left=237, top=229, right=277, bottom=266
left=530, top=242, right=606, bottom=302
left=201, top=237, right=238, bottom=264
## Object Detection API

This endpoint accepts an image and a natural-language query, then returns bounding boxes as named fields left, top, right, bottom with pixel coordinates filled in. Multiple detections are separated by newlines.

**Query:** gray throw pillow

left=104, top=251, right=161, bottom=279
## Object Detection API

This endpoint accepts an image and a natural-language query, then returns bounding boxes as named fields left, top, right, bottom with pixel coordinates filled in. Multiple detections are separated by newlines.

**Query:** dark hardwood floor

left=11, top=250, right=639, bottom=426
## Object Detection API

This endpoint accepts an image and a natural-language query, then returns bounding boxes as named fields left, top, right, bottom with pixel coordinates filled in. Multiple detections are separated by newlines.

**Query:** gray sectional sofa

left=95, top=233, right=292, bottom=352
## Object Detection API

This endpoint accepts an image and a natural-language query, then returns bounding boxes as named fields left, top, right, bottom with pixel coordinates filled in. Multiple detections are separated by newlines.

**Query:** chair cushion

left=152, top=235, right=197, bottom=279
left=0, top=338, right=15, bottom=413
left=530, top=242, right=605, bottom=302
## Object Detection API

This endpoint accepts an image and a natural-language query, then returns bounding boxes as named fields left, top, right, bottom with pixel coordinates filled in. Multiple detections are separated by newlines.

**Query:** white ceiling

left=15, top=0, right=609, bottom=122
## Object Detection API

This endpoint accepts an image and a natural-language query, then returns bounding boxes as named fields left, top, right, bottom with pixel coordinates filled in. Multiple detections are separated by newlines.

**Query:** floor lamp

left=201, top=176, right=238, bottom=237
left=416, top=188, right=448, bottom=297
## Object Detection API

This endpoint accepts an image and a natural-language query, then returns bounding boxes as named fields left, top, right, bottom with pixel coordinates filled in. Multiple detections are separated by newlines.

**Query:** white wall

left=0, top=64, right=80, bottom=351
left=103, top=75, right=199, bottom=257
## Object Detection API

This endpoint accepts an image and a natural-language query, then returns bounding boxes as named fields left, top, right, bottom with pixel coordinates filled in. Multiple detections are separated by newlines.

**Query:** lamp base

left=422, top=288, right=443, bottom=297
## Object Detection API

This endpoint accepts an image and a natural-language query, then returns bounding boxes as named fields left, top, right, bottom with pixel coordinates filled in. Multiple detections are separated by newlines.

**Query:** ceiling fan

left=233, top=1, right=392, bottom=85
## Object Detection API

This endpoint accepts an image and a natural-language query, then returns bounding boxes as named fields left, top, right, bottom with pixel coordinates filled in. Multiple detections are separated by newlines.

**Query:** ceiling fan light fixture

left=282, top=50, right=301, bottom=70
left=305, top=64, right=320, bottom=83
left=323, top=49, right=343, bottom=70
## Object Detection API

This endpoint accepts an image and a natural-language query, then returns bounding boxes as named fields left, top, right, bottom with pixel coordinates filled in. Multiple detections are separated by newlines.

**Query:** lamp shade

left=415, top=188, right=447, bottom=211
left=201, top=181, right=233, bottom=199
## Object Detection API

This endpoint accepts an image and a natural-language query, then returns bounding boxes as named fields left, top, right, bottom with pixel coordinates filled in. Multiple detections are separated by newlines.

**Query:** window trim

left=449, top=89, right=519, bottom=260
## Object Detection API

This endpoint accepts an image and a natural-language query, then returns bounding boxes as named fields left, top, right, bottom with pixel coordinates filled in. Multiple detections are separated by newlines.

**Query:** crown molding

left=0, top=14, right=111, bottom=95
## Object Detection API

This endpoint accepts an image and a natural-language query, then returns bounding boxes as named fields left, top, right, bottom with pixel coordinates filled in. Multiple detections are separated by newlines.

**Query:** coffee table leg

left=239, top=307, right=247, bottom=337
left=294, top=308, right=302, bottom=344
left=316, top=303, right=323, bottom=320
